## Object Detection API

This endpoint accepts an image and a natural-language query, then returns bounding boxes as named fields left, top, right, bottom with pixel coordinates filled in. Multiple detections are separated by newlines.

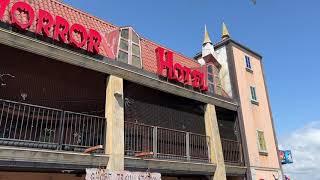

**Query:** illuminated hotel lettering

left=0, top=0, right=101, bottom=54
left=156, top=47, right=208, bottom=91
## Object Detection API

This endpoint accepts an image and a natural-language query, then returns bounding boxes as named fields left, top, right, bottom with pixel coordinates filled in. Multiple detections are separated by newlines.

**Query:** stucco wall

left=231, top=45, right=280, bottom=172
left=215, top=46, right=233, bottom=98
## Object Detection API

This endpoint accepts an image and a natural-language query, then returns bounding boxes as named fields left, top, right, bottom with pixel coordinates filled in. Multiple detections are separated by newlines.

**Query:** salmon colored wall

left=0, top=172, right=84, bottom=180
left=254, top=169, right=282, bottom=180
left=232, top=45, right=280, bottom=170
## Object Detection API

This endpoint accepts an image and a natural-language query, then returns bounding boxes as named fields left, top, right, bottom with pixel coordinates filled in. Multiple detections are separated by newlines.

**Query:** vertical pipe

left=39, top=108, right=45, bottom=142
left=68, top=113, right=74, bottom=145
left=153, top=126, right=157, bottom=158
left=57, top=111, right=65, bottom=150
left=49, top=109, right=54, bottom=143
left=53, top=110, right=59, bottom=144
left=186, top=132, right=190, bottom=161
left=93, top=115, right=96, bottom=146
left=85, top=116, right=89, bottom=147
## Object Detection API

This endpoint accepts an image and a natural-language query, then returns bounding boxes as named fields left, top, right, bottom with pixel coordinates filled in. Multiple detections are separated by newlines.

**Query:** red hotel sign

left=0, top=0, right=101, bottom=54
left=156, top=47, right=208, bottom=91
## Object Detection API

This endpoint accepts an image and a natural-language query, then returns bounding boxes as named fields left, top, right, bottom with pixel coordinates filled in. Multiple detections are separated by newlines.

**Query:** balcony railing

left=124, top=121, right=210, bottom=162
left=221, top=138, right=243, bottom=165
left=0, top=99, right=106, bottom=153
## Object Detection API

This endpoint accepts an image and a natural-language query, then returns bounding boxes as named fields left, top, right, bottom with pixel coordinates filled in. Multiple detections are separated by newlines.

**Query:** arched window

left=117, top=27, right=142, bottom=68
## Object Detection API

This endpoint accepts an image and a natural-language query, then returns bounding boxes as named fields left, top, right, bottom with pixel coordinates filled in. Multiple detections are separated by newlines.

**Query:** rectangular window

left=132, top=44, right=140, bottom=56
left=132, top=55, right=141, bottom=68
left=245, top=55, right=252, bottom=70
left=121, top=29, right=129, bottom=39
left=250, top=86, right=258, bottom=101
left=207, top=65, right=215, bottom=94
left=257, top=130, right=267, bottom=154
left=118, top=28, right=142, bottom=69
left=120, top=39, right=129, bottom=51
left=118, top=50, right=128, bottom=63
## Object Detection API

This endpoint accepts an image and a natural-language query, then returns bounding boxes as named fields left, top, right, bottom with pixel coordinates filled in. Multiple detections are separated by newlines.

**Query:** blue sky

left=62, top=0, right=319, bottom=139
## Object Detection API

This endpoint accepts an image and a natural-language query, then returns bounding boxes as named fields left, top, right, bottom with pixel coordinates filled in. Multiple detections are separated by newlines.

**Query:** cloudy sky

left=280, top=121, right=320, bottom=179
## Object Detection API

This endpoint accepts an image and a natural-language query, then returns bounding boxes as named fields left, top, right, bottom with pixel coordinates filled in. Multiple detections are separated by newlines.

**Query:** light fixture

left=114, top=91, right=123, bottom=98
left=0, top=73, right=15, bottom=87
left=20, top=92, right=28, bottom=101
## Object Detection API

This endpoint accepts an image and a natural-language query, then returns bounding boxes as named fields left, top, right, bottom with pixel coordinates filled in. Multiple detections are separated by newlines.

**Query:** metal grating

left=124, top=81, right=205, bottom=134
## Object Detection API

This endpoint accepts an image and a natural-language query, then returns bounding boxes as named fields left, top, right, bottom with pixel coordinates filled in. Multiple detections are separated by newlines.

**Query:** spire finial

left=222, top=22, right=230, bottom=40
left=203, top=25, right=212, bottom=45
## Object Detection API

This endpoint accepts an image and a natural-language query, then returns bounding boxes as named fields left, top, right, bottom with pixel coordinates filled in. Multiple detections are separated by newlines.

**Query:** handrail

left=221, top=138, right=243, bottom=164
left=125, top=121, right=208, bottom=136
left=124, top=121, right=210, bottom=163
left=0, top=99, right=106, bottom=153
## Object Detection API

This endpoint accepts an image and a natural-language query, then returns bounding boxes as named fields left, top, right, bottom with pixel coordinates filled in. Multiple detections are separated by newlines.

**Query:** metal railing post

left=239, top=142, right=243, bottom=165
left=57, top=111, right=65, bottom=150
left=186, top=132, right=190, bottom=161
left=153, top=126, right=157, bottom=158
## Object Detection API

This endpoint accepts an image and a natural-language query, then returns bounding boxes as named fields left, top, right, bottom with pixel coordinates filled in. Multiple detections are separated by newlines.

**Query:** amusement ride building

left=0, top=0, right=283, bottom=179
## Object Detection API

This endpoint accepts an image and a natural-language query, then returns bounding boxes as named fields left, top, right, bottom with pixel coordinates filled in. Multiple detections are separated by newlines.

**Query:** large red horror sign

left=156, top=47, right=208, bottom=91
left=0, top=0, right=101, bottom=54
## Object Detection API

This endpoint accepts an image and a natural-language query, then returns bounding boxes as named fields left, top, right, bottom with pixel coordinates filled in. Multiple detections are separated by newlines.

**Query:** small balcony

left=0, top=99, right=108, bottom=169
left=221, top=138, right=243, bottom=165
left=124, top=121, right=210, bottom=163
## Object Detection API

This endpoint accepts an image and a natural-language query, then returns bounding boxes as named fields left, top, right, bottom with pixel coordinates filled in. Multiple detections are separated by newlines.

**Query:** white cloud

left=280, top=121, right=320, bottom=180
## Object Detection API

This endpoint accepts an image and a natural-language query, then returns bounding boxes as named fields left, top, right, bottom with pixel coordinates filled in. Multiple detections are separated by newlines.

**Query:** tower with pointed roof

left=221, top=22, right=230, bottom=40
left=200, top=25, right=217, bottom=65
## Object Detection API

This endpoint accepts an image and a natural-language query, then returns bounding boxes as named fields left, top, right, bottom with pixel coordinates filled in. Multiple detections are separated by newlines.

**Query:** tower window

left=245, top=55, right=252, bottom=70
left=250, top=86, right=258, bottom=102
left=117, top=27, right=142, bottom=68
left=207, top=64, right=214, bottom=94
left=257, top=130, right=268, bottom=154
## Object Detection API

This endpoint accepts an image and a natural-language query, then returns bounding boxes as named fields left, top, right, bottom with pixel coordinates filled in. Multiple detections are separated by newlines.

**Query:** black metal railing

left=0, top=99, right=106, bottom=153
left=124, top=121, right=210, bottom=162
left=221, top=138, right=243, bottom=165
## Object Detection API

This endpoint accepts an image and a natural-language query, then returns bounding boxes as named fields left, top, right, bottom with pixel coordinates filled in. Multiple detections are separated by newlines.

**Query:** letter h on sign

left=155, top=47, right=173, bottom=79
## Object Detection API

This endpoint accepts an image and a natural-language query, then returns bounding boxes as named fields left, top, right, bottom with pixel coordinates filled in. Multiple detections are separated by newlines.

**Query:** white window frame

left=117, top=27, right=143, bottom=69
left=245, top=55, right=253, bottom=72
left=207, top=64, right=215, bottom=94
left=250, top=86, right=259, bottom=104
